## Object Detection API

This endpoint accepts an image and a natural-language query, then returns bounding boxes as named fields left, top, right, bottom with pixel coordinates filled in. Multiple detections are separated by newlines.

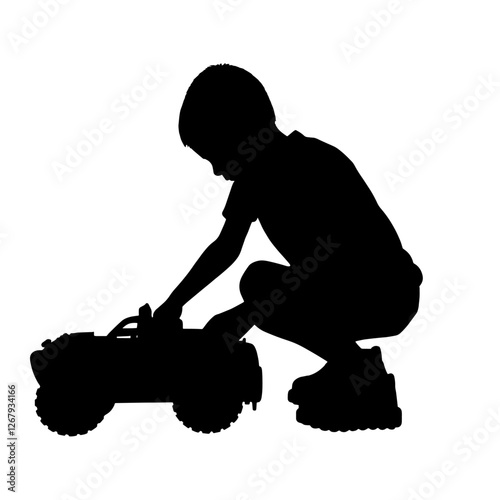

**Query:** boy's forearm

left=167, top=240, right=237, bottom=308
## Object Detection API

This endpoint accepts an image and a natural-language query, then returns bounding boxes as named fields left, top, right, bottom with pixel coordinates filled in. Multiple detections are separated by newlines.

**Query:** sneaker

left=288, top=346, right=402, bottom=431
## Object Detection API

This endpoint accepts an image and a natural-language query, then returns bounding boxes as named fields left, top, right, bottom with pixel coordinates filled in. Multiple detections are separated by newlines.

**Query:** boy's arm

left=154, top=217, right=252, bottom=323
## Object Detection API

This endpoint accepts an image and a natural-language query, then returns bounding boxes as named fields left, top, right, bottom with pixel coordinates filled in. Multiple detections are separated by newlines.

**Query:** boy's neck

left=257, top=129, right=287, bottom=158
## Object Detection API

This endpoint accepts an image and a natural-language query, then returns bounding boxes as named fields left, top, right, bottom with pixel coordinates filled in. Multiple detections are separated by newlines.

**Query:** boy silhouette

left=155, top=64, right=423, bottom=431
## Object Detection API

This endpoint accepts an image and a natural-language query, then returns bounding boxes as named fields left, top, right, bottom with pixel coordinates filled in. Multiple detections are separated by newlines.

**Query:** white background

left=2, top=1, right=500, bottom=499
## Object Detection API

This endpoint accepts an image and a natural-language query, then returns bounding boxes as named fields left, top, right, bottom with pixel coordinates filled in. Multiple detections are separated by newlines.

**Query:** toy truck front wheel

left=35, top=387, right=114, bottom=436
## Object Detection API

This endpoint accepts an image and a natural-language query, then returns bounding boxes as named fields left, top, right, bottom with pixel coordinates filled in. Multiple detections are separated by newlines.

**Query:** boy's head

left=179, top=64, right=276, bottom=177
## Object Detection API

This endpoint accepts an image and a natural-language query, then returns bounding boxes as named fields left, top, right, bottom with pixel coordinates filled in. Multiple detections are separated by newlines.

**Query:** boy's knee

left=240, top=261, right=283, bottom=300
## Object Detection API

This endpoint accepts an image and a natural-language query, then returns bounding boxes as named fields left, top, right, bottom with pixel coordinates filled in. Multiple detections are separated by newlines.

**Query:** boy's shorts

left=239, top=249, right=422, bottom=344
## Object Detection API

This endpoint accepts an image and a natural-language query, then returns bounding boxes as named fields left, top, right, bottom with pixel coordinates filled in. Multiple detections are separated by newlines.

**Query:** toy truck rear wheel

left=35, top=387, right=114, bottom=436
left=173, top=399, right=243, bottom=434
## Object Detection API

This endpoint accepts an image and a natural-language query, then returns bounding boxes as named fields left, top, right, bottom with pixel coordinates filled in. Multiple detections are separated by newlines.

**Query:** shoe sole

left=289, top=372, right=402, bottom=431
left=295, top=405, right=402, bottom=432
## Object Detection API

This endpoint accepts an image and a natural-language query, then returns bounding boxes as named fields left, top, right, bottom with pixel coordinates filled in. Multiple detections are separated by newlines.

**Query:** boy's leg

left=203, top=263, right=403, bottom=431
left=203, top=261, right=293, bottom=350
left=204, top=299, right=362, bottom=359
left=223, top=259, right=420, bottom=431
left=205, top=257, right=421, bottom=357
left=204, top=260, right=361, bottom=359
left=237, top=260, right=363, bottom=360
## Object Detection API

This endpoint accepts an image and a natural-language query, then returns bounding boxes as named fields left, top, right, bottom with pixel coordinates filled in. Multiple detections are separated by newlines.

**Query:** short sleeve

left=222, top=180, right=258, bottom=222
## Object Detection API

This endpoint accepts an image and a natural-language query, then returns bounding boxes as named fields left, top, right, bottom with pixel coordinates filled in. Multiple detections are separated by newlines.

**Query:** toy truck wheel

left=35, top=387, right=114, bottom=436
left=173, top=399, right=243, bottom=434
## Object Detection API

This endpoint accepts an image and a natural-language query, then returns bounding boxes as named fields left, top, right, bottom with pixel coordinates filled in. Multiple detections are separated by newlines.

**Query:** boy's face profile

left=190, top=130, right=245, bottom=181
left=195, top=148, right=232, bottom=180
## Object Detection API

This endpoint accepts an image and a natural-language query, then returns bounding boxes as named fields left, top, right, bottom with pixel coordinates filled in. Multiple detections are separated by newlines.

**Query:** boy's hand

left=203, top=312, right=227, bottom=335
left=153, top=300, right=183, bottom=332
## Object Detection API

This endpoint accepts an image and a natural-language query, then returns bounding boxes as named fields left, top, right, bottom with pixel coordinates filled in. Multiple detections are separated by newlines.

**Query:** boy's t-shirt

left=222, top=130, right=420, bottom=282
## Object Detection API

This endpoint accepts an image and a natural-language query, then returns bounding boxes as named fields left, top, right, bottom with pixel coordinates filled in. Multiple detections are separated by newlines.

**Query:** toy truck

left=30, top=304, right=262, bottom=436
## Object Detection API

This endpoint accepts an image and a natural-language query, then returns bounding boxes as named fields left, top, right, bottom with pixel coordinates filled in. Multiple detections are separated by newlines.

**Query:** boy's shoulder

left=221, top=130, right=354, bottom=221
left=288, top=130, right=352, bottom=161
left=281, top=130, right=356, bottom=187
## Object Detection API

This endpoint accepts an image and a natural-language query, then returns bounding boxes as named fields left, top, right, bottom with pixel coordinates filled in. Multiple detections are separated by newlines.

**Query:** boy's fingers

left=152, top=311, right=183, bottom=331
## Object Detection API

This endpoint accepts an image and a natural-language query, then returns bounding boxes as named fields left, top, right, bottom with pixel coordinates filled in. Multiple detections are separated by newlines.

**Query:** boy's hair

left=179, top=64, right=276, bottom=150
